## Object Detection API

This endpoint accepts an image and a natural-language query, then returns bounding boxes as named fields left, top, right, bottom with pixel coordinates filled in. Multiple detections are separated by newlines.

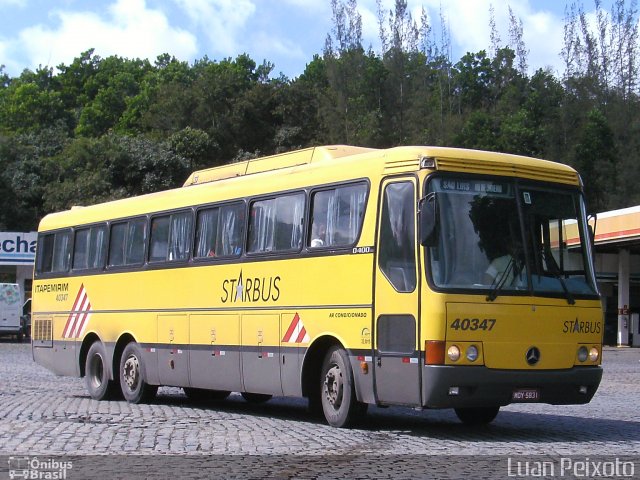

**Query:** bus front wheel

left=85, top=341, right=118, bottom=400
left=320, top=346, right=365, bottom=427
left=119, top=342, right=157, bottom=404
left=454, top=406, right=500, bottom=425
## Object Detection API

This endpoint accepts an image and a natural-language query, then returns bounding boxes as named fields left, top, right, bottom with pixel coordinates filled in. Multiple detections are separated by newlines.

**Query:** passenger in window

left=150, top=220, right=169, bottom=261
left=311, top=222, right=326, bottom=248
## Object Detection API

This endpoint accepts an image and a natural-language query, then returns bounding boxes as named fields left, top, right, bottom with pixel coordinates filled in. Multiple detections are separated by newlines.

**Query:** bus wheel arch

left=301, top=335, right=340, bottom=406
left=79, top=333, right=101, bottom=378
left=302, top=335, right=368, bottom=424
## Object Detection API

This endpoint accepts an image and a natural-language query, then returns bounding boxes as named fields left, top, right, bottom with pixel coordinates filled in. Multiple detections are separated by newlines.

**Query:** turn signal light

left=589, top=347, right=599, bottom=362
left=425, top=340, right=445, bottom=365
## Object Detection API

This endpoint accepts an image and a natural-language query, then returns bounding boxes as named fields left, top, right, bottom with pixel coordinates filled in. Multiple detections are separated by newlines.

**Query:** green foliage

left=1, top=0, right=640, bottom=230
left=571, top=108, right=617, bottom=213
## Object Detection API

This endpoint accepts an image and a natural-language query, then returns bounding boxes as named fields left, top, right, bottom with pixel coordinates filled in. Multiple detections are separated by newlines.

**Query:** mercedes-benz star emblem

left=526, top=347, right=541, bottom=366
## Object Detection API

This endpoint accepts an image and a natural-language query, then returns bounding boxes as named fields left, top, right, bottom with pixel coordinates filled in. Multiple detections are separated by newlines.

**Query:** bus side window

left=168, top=211, right=193, bottom=261
left=125, top=218, right=147, bottom=265
left=109, top=223, right=127, bottom=267
left=309, top=183, right=367, bottom=248
left=73, top=228, right=91, bottom=269
left=248, top=194, right=304, bottom=254
left=195, top=207, right=220, bottom=257
left=89, top=225, right=107, bottom=269
left=379, top=182, right=416, bottom=292
left=52, top=230, right=72, bottom=273
left=74, top=225, right=107, bottom=271
left=109, top=218, right=147, bottom=267
left=37, top=234, right=55, bottom=273
left=217, top=203, right=244, bottom=256
left=150, top=216, right=170, bottom=262
left=195, top=203, right=244, bottom=258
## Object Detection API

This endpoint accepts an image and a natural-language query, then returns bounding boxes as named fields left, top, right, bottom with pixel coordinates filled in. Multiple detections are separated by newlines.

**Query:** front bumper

left=0, top=326, right=23, bottom=335
left=422, top=365, right=603, bottom=408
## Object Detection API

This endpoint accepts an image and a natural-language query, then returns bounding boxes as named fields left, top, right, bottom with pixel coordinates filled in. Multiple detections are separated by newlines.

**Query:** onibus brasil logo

left=8, top=456, right=72, bottom=479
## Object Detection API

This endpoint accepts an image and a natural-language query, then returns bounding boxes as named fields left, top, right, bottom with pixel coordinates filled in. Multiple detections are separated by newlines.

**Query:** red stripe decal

left=295, top=326, right=307, bottom=344
left=282, top=313, right=299, bottom=343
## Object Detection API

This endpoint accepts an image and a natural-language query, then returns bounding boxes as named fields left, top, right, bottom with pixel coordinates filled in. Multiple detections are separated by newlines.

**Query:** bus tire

left=85, top=341, right=118, bottom=400
left=119, top=342, right=157, bottom=404
left=454, top=406, right=500, bottom=425
left=241, top=392, right=272, bottom=403
left=183, top=387, right=230, bottom=402
left=320, top=346, right=363, bottom=428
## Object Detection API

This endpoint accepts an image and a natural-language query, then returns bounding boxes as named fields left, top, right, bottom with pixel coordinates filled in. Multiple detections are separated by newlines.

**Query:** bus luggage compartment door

left=241, top=314, right=283, bottom=396
left=157, top=314, right=190, bottom=387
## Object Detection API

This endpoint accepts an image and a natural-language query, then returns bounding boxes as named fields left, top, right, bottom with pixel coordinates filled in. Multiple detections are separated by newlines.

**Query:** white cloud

left=0, top=0, right=26, bottom=6
left=253, top=32, right=304, bottom=59
left=16, top=0, right=198, bottom=71
left=172, top=0, right=256, bottom=53
left=280, top=0, right=325, bottom=10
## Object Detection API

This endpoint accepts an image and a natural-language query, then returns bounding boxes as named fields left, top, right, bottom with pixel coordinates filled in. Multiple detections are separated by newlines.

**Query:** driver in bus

left=482, top=228, right=525, bottom=286
left=469, top=195, right=525, bottom=286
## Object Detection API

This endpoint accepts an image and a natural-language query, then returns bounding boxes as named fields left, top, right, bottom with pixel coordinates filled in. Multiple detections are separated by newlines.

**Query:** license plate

left=512, top=388, right=540, bottom=402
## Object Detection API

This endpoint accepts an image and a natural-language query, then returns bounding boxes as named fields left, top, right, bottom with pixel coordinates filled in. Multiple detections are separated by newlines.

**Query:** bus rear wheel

left=85, top=341, right=119, bottom=400
left=119, top=342, right=157, bottom=404
left=183, top=387, right=230, bottom=402
left=320, top=346, right=365, bottom=427
left=454, top=406, right=500, bottom=425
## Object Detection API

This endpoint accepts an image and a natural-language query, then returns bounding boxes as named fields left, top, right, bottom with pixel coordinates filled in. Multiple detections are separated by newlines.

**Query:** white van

left=0, top=284, right=25, bottom=341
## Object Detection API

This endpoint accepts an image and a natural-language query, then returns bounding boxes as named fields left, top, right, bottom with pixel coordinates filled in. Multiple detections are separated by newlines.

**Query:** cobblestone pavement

left=0, top=340, right=638, bottom=478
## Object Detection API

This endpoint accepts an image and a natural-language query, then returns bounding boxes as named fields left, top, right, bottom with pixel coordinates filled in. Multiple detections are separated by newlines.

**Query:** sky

left=0, top=0, right=617, bottom=80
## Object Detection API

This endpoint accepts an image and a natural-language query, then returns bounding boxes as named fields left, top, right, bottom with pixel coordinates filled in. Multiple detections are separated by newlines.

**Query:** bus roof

left=38, top=145, right=580, bottom=232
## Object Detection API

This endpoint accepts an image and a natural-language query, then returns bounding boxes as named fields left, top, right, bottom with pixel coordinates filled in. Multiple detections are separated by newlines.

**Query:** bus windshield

left=426, top=176, right=598, bottom=299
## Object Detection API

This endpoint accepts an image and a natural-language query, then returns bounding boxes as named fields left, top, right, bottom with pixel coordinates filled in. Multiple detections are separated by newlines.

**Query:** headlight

left=577, top=346, right=588, bottom=362
left=447, top=345, right=461, bottom=362
left=589, top=347, right=599, bottom=362
left=466, top=345, right=479, bottom=362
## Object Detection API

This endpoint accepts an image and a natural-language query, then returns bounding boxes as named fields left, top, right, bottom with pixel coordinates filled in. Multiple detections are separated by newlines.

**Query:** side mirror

left=419, top=192, right=438, bottom=247
left=587, top=213, right=597, bottom=264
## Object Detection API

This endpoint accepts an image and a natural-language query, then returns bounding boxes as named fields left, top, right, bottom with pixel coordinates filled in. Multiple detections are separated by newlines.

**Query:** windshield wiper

left=539, top=250, right=575, bottom=305
left=486, top=257, right=515, bottom=302
left=546, top=268, right=576, bottom=305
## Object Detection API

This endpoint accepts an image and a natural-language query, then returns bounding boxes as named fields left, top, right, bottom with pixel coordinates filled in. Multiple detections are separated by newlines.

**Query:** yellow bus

left=31, top=145, right=603, bottom=427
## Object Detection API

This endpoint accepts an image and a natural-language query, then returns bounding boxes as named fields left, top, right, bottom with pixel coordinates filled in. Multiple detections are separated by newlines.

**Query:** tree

left=508, top=6, right=529, bottom=75
left=571, top=108, right=617, bottom=212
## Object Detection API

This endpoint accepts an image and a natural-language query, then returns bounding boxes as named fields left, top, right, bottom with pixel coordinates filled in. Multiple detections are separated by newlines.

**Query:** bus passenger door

left=373, top=178, right=421, bottom=405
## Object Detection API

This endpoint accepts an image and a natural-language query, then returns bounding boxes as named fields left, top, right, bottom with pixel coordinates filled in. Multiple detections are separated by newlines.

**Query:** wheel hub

left=123, top=355, right=140, bottom=389
left=323, top=364, right=343, bottom=408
